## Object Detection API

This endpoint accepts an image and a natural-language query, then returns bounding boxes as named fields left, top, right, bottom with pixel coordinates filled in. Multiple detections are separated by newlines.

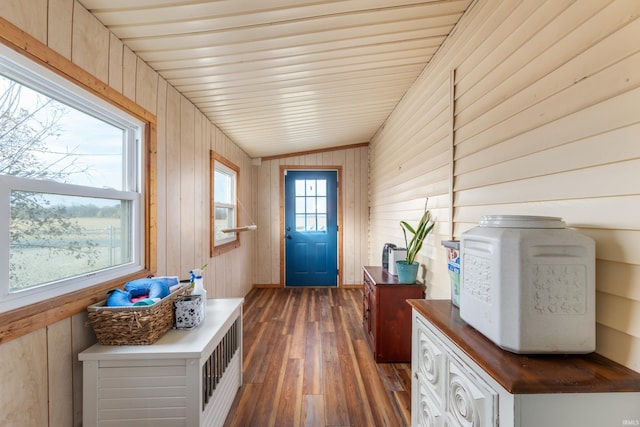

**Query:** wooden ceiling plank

left=75, top=0, right=473, bottom=157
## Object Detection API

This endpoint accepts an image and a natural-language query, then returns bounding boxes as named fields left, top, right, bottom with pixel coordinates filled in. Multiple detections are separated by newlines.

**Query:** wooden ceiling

left=78, top=0, right=473, bottom=158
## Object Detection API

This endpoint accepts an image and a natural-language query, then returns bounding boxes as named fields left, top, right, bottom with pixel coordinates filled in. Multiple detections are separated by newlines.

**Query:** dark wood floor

left=224, top=287, right=411, bottom=427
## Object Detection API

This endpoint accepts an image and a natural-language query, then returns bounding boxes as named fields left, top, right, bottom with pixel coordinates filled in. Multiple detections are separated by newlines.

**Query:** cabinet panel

left=414, top=310, right=497, bottom=427
left=415, top=316, right=445, bottom=406
left=416, top=379, right=443, bottom=427
left=446, top=359, right=497, bottom=427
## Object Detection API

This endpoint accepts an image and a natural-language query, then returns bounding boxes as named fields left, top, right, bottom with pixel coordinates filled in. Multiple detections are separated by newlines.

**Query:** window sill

left=0, top=270, right=152, bottom=345
left=213, top=240, right=240, bottom=257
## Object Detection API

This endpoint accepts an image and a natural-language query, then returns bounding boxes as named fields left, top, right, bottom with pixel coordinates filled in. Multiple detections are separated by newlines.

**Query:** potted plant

left=397, top=203, right=435, bottom=283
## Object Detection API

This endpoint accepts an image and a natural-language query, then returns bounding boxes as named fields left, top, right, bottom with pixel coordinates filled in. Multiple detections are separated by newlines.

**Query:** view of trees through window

left=1, top=73, right=134, bottom=293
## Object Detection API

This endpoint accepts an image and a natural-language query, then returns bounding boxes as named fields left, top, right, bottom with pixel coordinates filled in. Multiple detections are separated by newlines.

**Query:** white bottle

left=190, top=269, right=207, bottom=319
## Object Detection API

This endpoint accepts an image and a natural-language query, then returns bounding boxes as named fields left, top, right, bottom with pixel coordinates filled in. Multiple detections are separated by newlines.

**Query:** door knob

left=285, top=235, right=292, bottom=240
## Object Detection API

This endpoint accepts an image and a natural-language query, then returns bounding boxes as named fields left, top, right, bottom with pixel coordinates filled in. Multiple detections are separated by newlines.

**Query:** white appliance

left=388, top=247, right=407, bottom=276
left=460, top=215, right=595, bottom=354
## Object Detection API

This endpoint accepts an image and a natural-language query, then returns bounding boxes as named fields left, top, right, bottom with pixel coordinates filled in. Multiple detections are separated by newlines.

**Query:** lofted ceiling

left=78, top=0, right=473, bottom=158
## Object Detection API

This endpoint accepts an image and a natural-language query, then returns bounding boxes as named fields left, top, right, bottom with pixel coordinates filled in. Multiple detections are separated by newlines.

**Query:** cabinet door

left=416, top=379, right=443, bottom=427
left=413, top=314, right=445, bottom=427
left=415, top=316, right=445, bottom=405
left=445, top=356, right=498, bottom=427
left=413, top=311, right=498, bottom=427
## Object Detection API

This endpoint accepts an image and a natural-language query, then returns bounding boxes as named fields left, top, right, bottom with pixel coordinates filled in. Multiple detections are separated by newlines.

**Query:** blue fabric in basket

left=106, top=277, right=178, bottom=307
left=106, top=288, right=135, bottom=307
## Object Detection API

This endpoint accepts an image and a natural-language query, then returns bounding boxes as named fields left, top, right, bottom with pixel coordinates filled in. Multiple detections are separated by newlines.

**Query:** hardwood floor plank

left=393, top=390, right=412, bottom=426
left=302, top=394, right=325, bottom=427
left=319, top=291, right=335, bottom=333
left=223, top=382, right=262, bottom=427
left=290, top=290, right=309, bottom=359
left=307, top=289, right=319, bottom=322
left=243, top=318, right=281, bottom=384
left=280, top=290, right=297, bottom=334
left=241, top=321, right=267, bottom=379
left=332, top=306, right=355, bottom=356
left=322, top=331, right=351, bottom=426
left=275, top=358, right=305, bottom=427
left=225, top=288, right=411, bottom=427
left=303, top=320, right=322, bottom=395
left=254, top=335, right=291, bottom=427
left=354, top=339, right=402, bottom=427
left=338, top=351, right=376, bottom=426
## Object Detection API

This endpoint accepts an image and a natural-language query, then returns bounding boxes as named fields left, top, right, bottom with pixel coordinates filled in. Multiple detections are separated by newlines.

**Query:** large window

left=210, top=151, right=239, bottom=256
left=0, top=44, right=145, bottom=313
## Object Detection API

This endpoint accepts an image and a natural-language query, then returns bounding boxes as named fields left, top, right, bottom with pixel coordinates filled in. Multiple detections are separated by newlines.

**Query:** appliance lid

left=479, top=215, right=565, bottom=229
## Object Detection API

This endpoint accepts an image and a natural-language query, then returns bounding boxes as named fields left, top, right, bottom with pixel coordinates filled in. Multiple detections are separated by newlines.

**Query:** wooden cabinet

left=409, top=299, right=640, bottom=427
left=79, top=298, right=243, bottom=427
left=362, top=266, right=423, bottom=362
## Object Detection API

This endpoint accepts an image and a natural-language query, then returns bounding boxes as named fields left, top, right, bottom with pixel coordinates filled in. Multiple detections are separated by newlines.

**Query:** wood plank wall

left=253, top=145, right=369, bottom=286
left=369, top=0, right=640, bottom=372
left=0, top=1, right=255, bottom=425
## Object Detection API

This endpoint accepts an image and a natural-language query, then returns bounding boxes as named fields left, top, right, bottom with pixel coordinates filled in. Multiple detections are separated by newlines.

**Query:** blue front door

left=284, top=170, right=338, bottom=286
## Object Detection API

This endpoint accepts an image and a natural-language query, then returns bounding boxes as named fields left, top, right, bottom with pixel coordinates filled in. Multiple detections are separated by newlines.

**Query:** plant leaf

left=400, top=209, right=434, bottom=264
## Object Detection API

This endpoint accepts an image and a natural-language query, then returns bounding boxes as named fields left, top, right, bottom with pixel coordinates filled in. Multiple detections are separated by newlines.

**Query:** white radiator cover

left=79, top=298, right=243, bottom=427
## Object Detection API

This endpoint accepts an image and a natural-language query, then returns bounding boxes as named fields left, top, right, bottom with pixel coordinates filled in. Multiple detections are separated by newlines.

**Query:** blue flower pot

left=396, top=260, right=419, bottom=284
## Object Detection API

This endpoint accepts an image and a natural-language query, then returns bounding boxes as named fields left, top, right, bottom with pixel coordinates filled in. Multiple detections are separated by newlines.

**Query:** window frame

left=210, top=151, right=240, bottom=256
left=0, top=41, right=146, bottom=313
left=0, top=23, right=156, bottom=343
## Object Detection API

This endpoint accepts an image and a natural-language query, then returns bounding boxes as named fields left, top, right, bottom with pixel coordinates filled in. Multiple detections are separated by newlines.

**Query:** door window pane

left=306, top=216, right=316, bottom=231
left=317, top=214, right=327, bottom=231
left=294, top=178, right=328, bottom=232
left=306, top=197, right=316, bottom=214
left=296, top=215, right=306, bottom=231
left=306, top=180, right=316, bottom=196
left=317, top=197, right=327, bottom=214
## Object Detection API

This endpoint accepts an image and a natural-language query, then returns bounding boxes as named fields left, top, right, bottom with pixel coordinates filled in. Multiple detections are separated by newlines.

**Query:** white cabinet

left=79, top=298, right=243, bottom=427
left=413, top=313, right=497, bottom=426
left=410, top=300, right=640, bottom=427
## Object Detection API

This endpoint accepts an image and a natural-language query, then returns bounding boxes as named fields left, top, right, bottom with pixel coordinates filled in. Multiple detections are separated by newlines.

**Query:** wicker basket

left=87, top=283, right=192, bottom=345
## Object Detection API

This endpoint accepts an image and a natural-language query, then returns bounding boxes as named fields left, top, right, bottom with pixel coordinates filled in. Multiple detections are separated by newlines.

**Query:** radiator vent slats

left=202, top=318, right=240, bottom=411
